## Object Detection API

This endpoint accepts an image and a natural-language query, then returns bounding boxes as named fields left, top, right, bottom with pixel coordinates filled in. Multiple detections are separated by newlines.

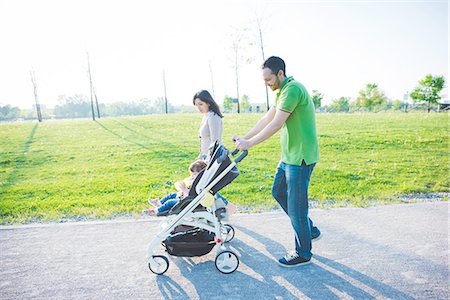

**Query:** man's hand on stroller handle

left=232, top=135, right=252, bottom=151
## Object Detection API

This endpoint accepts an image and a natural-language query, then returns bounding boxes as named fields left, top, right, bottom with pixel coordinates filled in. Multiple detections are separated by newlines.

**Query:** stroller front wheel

left=222, top=224, right=235, bottom=243
left=215, top=250, right=239, bottom=274
left=148, top=255, right=169, bottom=275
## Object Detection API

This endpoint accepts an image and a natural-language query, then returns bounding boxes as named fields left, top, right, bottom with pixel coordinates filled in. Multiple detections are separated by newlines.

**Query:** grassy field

left=0, top=112, right=448, bottom=224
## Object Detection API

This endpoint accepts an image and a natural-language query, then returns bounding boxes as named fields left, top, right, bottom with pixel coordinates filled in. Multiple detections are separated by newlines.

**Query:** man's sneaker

left=142, top=209, right=156, bottom=216
left=311, top=227, right=322, bottom=242
left=278, top=252, right=311, bottom=267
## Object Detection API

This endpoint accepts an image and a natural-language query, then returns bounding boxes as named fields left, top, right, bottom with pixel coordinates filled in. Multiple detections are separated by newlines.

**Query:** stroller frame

left=147, top=146, right=247, bottom=275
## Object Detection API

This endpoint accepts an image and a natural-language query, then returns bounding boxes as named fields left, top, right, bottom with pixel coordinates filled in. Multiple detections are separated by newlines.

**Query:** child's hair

left=189, top=160, right=207, bottom=173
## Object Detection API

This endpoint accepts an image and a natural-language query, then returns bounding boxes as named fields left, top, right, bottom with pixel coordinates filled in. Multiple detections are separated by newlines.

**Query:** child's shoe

left=148, top=198, right=161, bottom=207
left=142, top=209, right=157, bottom=216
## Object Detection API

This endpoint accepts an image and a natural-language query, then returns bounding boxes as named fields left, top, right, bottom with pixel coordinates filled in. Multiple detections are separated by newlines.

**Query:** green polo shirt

left=275, top=76, right=319, bottom=165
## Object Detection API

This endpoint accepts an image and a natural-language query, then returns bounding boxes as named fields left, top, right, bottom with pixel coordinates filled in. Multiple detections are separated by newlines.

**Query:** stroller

left=147, top=142, right=247, bottom=275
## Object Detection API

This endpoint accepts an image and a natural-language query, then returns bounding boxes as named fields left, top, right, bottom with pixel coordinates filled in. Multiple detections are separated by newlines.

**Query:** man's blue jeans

left=271, top=160, right=316, bottom=259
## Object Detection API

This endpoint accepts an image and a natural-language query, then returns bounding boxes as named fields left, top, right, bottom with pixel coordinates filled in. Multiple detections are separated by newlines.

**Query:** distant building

left=438, top=89, right=449, bottom=111
left=437, top=98, right=450, bottom=111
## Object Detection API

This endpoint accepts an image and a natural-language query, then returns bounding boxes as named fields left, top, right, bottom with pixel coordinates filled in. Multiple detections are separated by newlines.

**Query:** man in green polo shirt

left=233, top=56, right=320, bottom=267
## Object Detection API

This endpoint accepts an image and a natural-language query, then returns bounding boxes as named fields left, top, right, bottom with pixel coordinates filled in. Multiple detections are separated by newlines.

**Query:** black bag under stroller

left=163, top=225, right=215, bottom=257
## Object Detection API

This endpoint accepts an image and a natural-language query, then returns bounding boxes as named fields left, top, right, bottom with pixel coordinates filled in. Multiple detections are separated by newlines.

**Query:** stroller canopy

left=192, top=142, right=240, bottom=196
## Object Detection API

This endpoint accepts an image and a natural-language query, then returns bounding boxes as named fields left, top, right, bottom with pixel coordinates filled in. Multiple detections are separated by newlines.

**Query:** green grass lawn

left=0, top=112, right=448, bottom=224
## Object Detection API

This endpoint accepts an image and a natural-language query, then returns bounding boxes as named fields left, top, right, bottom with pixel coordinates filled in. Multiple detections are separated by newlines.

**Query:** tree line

left=1, top=74, right=446, bottom=121
left=312, top=74, right=447, bottom=113
left=0, top=96, right=196, bottom=121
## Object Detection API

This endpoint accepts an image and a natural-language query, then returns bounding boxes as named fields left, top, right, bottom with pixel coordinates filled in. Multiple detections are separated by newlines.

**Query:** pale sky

left=0, top=0, right=448, bottom=109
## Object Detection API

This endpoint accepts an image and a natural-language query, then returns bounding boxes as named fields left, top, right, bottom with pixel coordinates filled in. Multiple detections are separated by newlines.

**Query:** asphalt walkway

left=0, top=202, right=448, bottom=299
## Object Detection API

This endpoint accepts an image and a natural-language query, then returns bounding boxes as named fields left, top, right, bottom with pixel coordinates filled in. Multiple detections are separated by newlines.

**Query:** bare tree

left=30, top=69, right=43, bottom=122
left=93, top=85, right=100, bottom=118
left=163, top=69, right=168, bottom=114
left=209, top=60, right=216, bottom=99
left=86, top=52, right=96, bottom=121
left=231, top=27, right=252, bottom=114
left=232, top=40, right=241, bottom=114
left=255, top=15, right=270, bottom=112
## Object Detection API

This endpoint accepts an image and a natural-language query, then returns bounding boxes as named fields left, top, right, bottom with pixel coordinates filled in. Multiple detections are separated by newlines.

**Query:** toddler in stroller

left=147, top=142, right=247, bottom=275
left=144, top=160, right=235, bottom=218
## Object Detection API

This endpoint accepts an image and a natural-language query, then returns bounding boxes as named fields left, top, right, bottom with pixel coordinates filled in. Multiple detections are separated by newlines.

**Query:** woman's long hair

left=192, top=90, right=223, bottom=118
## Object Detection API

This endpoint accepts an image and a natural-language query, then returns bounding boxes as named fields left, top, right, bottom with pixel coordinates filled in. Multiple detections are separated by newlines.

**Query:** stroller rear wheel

left=148, top=255, right=169, bottom=275
left=215, top=250, right=239, bottom=274
left=222, top=224, right=235, bottom=243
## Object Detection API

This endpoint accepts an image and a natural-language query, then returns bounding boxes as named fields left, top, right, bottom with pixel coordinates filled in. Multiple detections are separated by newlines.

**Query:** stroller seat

left=162, top=147, right=238, bottom=218
left=157, top=196, right=207, bottom=217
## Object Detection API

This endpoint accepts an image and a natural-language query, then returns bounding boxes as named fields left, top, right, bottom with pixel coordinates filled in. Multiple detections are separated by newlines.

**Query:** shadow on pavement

left=237, top=225, right=415, bottom=299
left=155, top=275, right=190, bottom=299
left=154, top=224, right=414, bottom=299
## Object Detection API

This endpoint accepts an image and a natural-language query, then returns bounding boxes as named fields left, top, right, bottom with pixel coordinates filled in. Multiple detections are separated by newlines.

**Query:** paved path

left=1, top=202, right=448, bottom=299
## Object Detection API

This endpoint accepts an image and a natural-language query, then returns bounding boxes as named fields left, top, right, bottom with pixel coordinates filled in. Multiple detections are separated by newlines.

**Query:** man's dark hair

left=262, top=56, right=286, bottom=76
left=192, top=90, right=223, bottom=118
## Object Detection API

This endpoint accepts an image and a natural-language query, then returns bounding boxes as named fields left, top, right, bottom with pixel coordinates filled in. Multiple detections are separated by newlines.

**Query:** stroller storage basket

left=162, top=227, right=215, bottom=257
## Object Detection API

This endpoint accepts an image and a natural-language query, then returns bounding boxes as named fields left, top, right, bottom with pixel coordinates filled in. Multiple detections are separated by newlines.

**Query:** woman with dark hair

left=191, top=90, right=236, bottom=216
left=193, top=90, right=224, bottom=160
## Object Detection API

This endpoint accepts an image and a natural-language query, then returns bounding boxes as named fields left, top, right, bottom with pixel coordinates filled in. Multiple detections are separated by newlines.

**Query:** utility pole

left=86, top=52, right=96, bottom=121
left=30, top=69, right=43, bottom=122
left=163, top=69, right=168, bottom=114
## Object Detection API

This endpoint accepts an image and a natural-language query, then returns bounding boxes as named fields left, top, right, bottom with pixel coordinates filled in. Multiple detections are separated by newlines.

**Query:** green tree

left=0, top=105, right=21, bottom=120
left=311, top=90, right=323, bottom=110
left=240, top=94, right=251, bottom=112
left=410, top=74, right=446, bottom=113
left=330, top=97, right=350, bottom=112
left=356, top=83, right=387, bottom=111
left=223, top=95, right=233, bottom=113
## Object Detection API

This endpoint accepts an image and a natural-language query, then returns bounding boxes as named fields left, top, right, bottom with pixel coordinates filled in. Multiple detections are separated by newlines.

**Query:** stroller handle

left=231, top=148, right=248, bottom=163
